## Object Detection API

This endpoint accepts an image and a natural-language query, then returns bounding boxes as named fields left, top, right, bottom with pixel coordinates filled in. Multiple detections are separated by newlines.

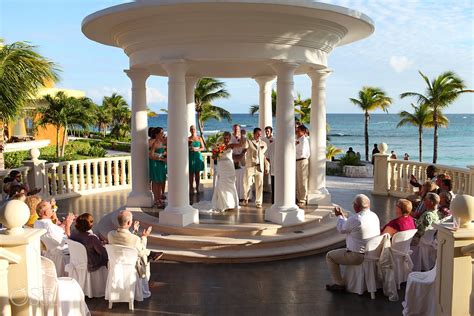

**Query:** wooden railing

left=44, top=156, right=132, bottom=199
left=387, top=159, right=473, bottom=197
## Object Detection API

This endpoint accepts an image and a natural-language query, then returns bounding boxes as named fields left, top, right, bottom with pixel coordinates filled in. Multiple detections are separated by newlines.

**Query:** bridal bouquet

left=212, top=144, right=226, bottom=160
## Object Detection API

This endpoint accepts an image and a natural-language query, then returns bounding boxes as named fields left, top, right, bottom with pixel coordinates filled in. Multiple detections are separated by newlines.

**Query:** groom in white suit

left=242, top=127, right=267, bottom=208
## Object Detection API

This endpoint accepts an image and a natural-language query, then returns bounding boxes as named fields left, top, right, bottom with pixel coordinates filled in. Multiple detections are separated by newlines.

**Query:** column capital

left=271, top=61, right=300, bottom=75
left=124, top=68, right=149, bottom=82
left=162, top=60, right=188, bottom=77
left=307, top=68, right=333, bottom=81
left=253, top=75, right=276, bottom=86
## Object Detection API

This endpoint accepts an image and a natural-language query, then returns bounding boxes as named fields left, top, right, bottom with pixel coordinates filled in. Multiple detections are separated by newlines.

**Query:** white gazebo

left=82, top=0, right=374, bottom=227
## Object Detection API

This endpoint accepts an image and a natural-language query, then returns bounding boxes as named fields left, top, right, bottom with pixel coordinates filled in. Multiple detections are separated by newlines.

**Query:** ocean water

left=149, top=113, right=474, bottom=168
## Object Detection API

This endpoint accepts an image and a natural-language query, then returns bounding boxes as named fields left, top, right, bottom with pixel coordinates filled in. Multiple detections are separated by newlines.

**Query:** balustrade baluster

left=127, top=158, right=132, bottom=185
left=389, top=162, right=396, bottom=192
left=72, top=163, right=78, bottom=192
left=113, top=160, right=119, bottom=186
left=44, top=165, right=51, bottom=197
left=79, top=162, right=85, bottom=191
left=85, top=161, right=92, bottom=190
left=92, top=161, right=99, bottom=189
left=51, top=166, right=58, bottom=196
left=120, top=159, right=126, bottom=185
left=65, top=164, right=71, bottom=193
left=99, top=160, right=105, bottom=188
left=106, top=160, right=112, bottom=186
left=57, top=165, right=64, bottom=194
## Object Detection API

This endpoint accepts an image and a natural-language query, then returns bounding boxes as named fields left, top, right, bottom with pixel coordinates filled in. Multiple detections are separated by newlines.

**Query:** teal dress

left=149, top=147, right=167, bottom=183
left=189, top=140, right=205, bottom=173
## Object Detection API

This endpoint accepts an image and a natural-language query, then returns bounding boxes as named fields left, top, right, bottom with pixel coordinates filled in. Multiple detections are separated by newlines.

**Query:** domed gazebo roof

left=82, top=0, right=374, bottom=78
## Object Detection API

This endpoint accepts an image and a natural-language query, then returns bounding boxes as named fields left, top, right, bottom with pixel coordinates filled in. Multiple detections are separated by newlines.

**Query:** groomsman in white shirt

left=263, top=126, right=275, bottom=203
left=325, top=194, right=380, bottom=292
left=295, top=125, right=310, bottom=207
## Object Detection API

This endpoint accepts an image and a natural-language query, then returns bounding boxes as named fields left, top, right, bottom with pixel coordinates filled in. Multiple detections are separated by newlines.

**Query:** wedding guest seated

left=325, top=194, right=380, bottom=292
left=25, top=195, right=42, bottom=227
left=437, top=191, right=452, bottom=221
left=108, top=211, right=163, bottom=278
left=7, top=170, right=41, bottom=195
left=381, top=199, right=416, bottom=237
left=34, top=200, right=75, bottom=245
left=70, top=213, right=108, bottom=272
left=11, top=192, right=27, bottom=202
left=414, top=193, right=441, bottom=241
left=411, top=181, right=438, bottom=219
left=439, top=178, right=454, bottom=200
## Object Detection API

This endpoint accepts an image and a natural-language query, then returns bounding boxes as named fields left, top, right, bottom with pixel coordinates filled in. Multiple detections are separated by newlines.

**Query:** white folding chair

left=411, top=229, right=437, bottom=272
left=391, top=229, right=417, bottom=289
left=40, top=235, right=68, bottom=277
left=65, top=239, right=108, bottom=298
left=41, top=256, right=90, bottom=316
left=402, top=263, right=437, bottom=316
left=343, top=234, right=386, bottom=299
left=105, top=244, right=151, bottom=311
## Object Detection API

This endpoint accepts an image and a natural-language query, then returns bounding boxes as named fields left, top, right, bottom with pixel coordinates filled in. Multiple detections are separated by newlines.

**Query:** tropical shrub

left=338, top=153, right=363, bottom=169
left=4, top=151, right=30, bottom=169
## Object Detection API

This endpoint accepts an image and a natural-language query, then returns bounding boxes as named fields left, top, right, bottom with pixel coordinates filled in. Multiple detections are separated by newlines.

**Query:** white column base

left=307, top=188, right=332, bottom=206
left=265, top=205, right=304, bottom=226
left=160, top=205, right=199, bottom=227
left=127, top=191, right=153, bottom=208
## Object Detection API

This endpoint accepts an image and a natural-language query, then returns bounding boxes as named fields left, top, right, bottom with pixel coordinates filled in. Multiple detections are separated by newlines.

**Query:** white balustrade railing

left=387, top=159, right=473, bottom=197
left=44, top=156, right=131, bottom=199
left=0, top=166, right=31, bottom=199
left=201, top=152, right=215, bottom=184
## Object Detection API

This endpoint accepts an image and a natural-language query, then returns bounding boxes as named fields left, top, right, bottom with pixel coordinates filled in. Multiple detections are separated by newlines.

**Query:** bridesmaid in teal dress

left=149, top=127, right=167, bottom=207
left=188, top=125, right=205, bottom=194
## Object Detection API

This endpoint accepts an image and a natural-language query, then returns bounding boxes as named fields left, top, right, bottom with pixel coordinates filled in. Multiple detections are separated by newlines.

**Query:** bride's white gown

left=193, top=148, right=239, bottom=212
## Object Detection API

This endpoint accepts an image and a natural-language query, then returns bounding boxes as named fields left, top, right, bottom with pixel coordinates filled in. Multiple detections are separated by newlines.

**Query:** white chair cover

left=105, top=244, right=151, bottom=311
left=41, top=256, right=90, bottom=316
left=41, top=236, right=68, bottom=277
left=402, top=263, right=437, bottom=316
left=391, top=229, right=417, bottom=288
left=343, top=234, right=386, bottom=299
left=411, top=229, right=437, bottom=272
left=377, top=234, right=398, bottom=301
left=65, top=239, right=108, bottom=298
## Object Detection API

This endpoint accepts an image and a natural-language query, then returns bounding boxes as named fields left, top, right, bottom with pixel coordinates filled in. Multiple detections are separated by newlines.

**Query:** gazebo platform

left=94, top=187, right=345, bottom=263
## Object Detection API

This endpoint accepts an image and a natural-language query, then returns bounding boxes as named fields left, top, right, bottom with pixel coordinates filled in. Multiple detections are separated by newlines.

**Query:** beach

left=149, top=113, right=474, bottom=168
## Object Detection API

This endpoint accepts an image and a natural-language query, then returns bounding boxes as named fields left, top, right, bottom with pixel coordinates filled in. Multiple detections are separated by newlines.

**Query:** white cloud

left=389, top=56, right=414, bottom=73
left=147, top=87, right=167, bottom=103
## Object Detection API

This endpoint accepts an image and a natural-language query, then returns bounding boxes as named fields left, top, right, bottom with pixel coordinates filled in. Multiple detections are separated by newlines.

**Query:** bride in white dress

left=194, top=131, right=245, bottom=213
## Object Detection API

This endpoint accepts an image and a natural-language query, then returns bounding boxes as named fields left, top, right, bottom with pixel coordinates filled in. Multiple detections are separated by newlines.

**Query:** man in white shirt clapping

left=325, top=194, right=380, bottom=292
left=295, top=125, right=310, bottom=207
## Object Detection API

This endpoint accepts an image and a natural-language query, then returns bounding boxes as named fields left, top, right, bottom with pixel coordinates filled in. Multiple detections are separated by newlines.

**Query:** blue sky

left=1, top=0, right=473, bottom=114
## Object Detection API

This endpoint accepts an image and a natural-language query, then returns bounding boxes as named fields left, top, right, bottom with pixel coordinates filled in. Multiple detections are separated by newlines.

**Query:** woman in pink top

left=382, top=199, right=416, bottom=236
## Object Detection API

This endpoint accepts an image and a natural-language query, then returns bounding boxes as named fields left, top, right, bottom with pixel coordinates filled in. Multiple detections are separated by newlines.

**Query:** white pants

left=296, top=158, right=309, bottom=204
left=243, top=166, right=263, bottom=204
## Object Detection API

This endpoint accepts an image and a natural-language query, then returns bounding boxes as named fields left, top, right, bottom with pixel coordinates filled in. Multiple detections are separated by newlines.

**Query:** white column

left=307, top=69, right=332, bottom=205
left=186, top=76, right=198, bottom=130
left=125, top=68, right=153, bottom=207
left=265, top=62, right=304, bottom=226
left=254, top=75, right=276, bottom=129
left=160, top=61, right=199, bottom=227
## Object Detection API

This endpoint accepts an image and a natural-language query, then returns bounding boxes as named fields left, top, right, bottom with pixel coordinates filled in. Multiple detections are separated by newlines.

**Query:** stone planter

left=343, top=164, right=373, bottom=178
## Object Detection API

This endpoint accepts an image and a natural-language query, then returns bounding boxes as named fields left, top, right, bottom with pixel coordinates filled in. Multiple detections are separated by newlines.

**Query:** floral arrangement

left=212, top=144, right=226, bottom=160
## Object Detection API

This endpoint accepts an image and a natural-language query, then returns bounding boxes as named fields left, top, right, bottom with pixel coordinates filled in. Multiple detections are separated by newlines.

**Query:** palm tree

left=0, top=38, right=59, bottom=168
left=400, top=71, right=472, bottom=163
left=397, top=103, right=448, bottom=162
left=37, top=92, right=96, bottom=157
left=326, top=144, right=343, bottom=160
left=102, top=93, right=130, bottom=139
left=95, top=105, right=112, bottom=137
left=194, top=78, right=231, bottom=147
left=294, top=93, right=311, bottom=124
left=350, top=87, right=392, bottom=161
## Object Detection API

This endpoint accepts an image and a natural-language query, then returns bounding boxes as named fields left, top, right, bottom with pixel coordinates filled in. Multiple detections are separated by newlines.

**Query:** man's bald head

left=353, top=194, right=370, bottom=213
left=117, top=210, right=133, bottom=227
